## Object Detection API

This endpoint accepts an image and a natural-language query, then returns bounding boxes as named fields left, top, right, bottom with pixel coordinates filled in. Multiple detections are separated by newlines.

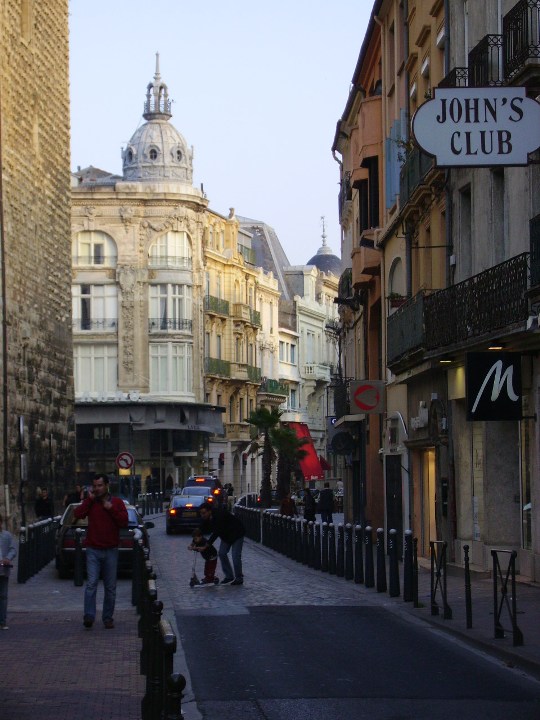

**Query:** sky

left=69, top=1, right=372, bottom=267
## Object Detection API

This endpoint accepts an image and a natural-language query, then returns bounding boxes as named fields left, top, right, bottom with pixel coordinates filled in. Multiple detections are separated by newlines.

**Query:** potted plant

left=387, top=292, right=406, bottom=309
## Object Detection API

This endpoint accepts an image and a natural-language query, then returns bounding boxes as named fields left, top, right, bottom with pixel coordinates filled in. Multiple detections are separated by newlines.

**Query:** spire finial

left=321, top=216, right=327, bottom=247
left=143, top=52, right=172, bottom=121
left=155, top=52, right=161, bottom=80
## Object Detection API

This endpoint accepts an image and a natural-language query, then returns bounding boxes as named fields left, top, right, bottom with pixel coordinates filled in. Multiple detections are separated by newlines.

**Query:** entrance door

left=385, top=454, right=403, bottom=557
left=421, top=448, right=436, bottom=557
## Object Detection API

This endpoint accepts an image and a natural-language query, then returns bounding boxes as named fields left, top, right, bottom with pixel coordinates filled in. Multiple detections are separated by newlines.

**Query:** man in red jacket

left=74, top=474, right=128, bottom=629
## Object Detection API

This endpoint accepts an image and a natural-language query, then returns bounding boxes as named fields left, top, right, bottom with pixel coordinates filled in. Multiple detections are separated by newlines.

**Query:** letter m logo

left=466, top=352, right=522, bottom=421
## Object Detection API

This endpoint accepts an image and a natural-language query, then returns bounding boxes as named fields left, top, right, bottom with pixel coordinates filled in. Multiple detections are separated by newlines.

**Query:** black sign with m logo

left=466, top=352, right=522, bottom=421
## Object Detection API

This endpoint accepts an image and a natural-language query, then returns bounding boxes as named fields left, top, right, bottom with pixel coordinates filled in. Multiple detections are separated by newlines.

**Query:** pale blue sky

left=69, top=0, right=371, bottom=266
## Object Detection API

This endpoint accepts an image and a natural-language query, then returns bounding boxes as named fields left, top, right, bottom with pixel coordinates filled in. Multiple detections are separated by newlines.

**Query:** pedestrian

left=303, top=487, right=316, bottom=522
left=189, top=528, right=218, bottom=585
left=63, top=484, right=83, bottom=508
left=318, top=482, right=335, bottom=525
left=198, top=502, right=245, bottom=585
left=74, top=473, right=128, bottom=629
left=34, top=488, right=54, bottom=520
left=279, top=492, right=298, bottom=517
left=0, top=514, right=16, bottom=630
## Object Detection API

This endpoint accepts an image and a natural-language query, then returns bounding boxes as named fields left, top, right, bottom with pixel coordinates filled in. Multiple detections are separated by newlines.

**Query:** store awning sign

left=466, top=352, right=522, bottom=421
left=412, top=87, right=540, bottom=167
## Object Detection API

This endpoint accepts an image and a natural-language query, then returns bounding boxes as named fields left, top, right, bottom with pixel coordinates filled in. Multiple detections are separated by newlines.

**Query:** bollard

left=132, top=534, right=144, bottom=607
left=313, top=522, right=321, bottom=571
left=412, top=537, right=420, bottom=608
left=464, top=544, right=472, bottom=629
left=321, top=522, right=329, bottom=572
left=403, top=530, right=413, bottom=602
left=17, top=527, right=27, bottom=584
left=364, top=526, right=374, bottom=588
left=141, top=599, right=164, bottom=720
left=328, top=523, right=336, bottom=575
left=376, top=528, right=387, bottom=593
left=388, top=529, right=400, bottom=597
left=164, top=673, right=186, bottom=720
left=353, top=525, right=364, bottom=584
left=306, top=521, right=314, bottom=568
left=301, top=520, right=309, bottom=565
left=74, top=528, right=85, bottom=587
left=344, top=524, right=354, bottom=580
left=336, top=524, right=345, bottom=577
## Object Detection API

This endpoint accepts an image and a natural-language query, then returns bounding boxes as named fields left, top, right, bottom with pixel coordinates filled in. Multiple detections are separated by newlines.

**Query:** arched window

left=149, top=231, right=192, bottom=269
left=74, top=231, right=117, bottom=267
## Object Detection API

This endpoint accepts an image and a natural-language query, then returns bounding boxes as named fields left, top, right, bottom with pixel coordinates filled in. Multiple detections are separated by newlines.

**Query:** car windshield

left=181, top=487, right=211, bottom=496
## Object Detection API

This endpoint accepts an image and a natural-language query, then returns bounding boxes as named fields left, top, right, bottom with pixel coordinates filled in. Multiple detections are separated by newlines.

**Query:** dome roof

left=307, top=221, right=341, bottom=276
left=122, top=54, right=193, bottom=183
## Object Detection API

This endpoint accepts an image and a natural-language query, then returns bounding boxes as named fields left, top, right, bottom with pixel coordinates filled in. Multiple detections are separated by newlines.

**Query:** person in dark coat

left=198, top=502, right=245, bottom=585
left=303, top=487, right=316, bottom=522
left=34, top=488, right=54, bottom=520
left=279, top=493, right=298, bottom=517
left=318, top=482, right=334, bottom=525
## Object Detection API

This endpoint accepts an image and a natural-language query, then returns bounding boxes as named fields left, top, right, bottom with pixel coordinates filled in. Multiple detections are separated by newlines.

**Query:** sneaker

left=231, top=577, right=244, bottom=586
left=104, top=619, right=114, bottom=629
left=83, top=615, right=94, bottom=629
left=220, top=577, right=234, bottom=585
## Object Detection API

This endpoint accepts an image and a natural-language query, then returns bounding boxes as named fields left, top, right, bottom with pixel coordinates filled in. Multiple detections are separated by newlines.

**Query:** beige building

left=0, top=0, right=75, bottom=526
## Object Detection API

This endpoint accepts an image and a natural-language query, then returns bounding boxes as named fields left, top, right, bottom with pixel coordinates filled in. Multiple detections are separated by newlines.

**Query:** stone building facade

left=0, top=0, right=75, bottom=527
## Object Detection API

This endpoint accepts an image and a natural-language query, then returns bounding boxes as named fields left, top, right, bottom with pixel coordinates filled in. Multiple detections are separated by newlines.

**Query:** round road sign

left=116, top=451, right=134, bottom=470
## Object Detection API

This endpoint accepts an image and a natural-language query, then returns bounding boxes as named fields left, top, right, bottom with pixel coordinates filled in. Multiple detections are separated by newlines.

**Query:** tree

left=247, top=407, right=282, bottom=508
left=270, top=425, right=309, bottom=501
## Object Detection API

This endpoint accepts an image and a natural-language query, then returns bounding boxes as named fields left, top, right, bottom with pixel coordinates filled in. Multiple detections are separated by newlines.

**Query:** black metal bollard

left=403, top=530, right=413, bottom=602
left=132, top=535, right=144, bottom=607
left=353, top=525, right=364, bottom=584
left=364, top=526, right=374, bottom=588
left=17, top=527, right=27, bottom=584
left=464, top=544, right=472, bottom=629
left=74, top=528, right=85, bottom=587
left=376, top=528, right=387, bottom=593
left=336, top=524, right=345, bottom=577
left=141, top=599, right=164, bottom=720
left=412, top=537, right=420, bottom=608
left=301, top=520, right=309, bottom=565
left=313, top=522, right=321, bottom=571
left=328, top=524, right=336, bottom=575
left=321, top=522, right=329, bottom=572
left=164, top=673, right=186, bottom=720
left=344, top=524, right=354, bottom=580
left=388, top=529, right=400, bottom=597
left=306, top=521, right=314, bottom=568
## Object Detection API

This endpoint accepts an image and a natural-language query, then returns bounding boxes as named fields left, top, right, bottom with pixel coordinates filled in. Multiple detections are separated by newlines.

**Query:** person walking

left=303, top=487, right=317, bottom=523
left=198, top=502, right=245, bottom=585
left=63, top=484, right=83, bottom=508
left=74, top=474, right=128, bottom=629
left=34, top=488, right=54, bottom=520
left=279, top=492, right=298, bottom=517
left=318, top=482, right=335, bottom=525
left=0, top=514, right=16, bottom=630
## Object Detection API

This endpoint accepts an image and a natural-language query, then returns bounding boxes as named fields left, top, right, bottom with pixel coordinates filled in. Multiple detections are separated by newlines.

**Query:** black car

left=184, top=475, right=227, bottom=507
left=55, top=502, right=154, bottom=578
left=166, top=487, right=215, bottom=534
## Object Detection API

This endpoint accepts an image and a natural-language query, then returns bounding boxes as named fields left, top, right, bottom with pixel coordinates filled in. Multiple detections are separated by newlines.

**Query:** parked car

left=55, top=502, right=154, bottom=578
left=184, top=475, right=227, bottom=507
left=166, top=487, right=214, bottom=534
left=234, top=492, right=261, bottom=509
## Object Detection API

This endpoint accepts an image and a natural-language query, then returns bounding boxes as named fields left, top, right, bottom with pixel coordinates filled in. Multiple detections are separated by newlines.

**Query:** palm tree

left=270, top=425, right=309, bottom=501
left=247, top=407, right=282, bottom=508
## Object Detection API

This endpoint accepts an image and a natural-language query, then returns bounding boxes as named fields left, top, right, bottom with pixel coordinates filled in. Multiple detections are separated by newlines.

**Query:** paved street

left=2, top=512, right=540, bottom=720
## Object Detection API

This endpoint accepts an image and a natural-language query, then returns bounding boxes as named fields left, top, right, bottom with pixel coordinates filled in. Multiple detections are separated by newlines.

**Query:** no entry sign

left=116, top=451, right=134, bottom=470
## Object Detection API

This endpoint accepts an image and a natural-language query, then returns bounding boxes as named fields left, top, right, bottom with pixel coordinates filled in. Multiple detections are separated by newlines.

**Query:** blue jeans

left=0, top=577, right=8, bottom=625
left=84, top=547, right=119, bottom=622
left=218, top=537, right=244, bottom=580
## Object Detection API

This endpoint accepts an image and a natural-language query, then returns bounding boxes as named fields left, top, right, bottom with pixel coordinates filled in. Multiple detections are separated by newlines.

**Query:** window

left=74, top=231, right=117, bottom=266
left=176, top=149, right=182, bottom=161
left=149, top=148, right=158, bottom=160
left=205, top=332, right=211, bottom=356
left=149, top=231, right=192, bottom=269
left=74, top=344, right=117, bottom=395
left=239, top=397, right=244, bottom=423
left=150, top=343, right=192, bottom=394
left=279, top=341, right=285, bottom=361
left=248, top=342, right=254, bottom=366
left=216, top=334, right=222, bottom=359
left=290, top=343, right=296, bottom=364
left=72, top=284, right=117, bottom=331
left=149, top=284, right=192, bottom=331
left=290, top=388, right=297, bottom=409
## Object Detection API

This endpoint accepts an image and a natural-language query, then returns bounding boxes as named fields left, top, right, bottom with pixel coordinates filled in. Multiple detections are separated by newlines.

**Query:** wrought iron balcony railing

left=250, top=308, right=261, bottom=326
left=72, top=318, right=117, bottom=332
left=504, top=0, right=540, bottom=82
left=438, top=67, right=469, bottom=88
left=204, top=357, right=231, bottom=377
left=258, top=378, right=288, bottom=396
left=148, top=318, right=193, bottom=332
left=247, top=365, right=262, bottom=383
left=468, top=34, right=504, bottom=86
left=387, top=292, right=427, bottom=366
left=399, top=146, right=434, bottom=207
left=204, top=295, right=230, bottom=316
left=424, top=253, right=529, bottom=350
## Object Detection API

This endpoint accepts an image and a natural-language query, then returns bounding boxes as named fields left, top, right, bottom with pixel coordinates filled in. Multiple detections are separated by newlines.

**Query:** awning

left=319, top=455, right=332, bottom=471
left=285, top=422, right=324, bottom=481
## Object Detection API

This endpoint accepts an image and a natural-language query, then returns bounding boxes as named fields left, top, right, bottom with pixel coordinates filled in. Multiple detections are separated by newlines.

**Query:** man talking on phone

left=74, top=473, right=128, bottom=630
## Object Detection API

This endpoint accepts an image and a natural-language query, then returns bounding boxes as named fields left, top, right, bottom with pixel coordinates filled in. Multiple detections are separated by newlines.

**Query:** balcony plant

left=387, top=292, right=406, bottom=308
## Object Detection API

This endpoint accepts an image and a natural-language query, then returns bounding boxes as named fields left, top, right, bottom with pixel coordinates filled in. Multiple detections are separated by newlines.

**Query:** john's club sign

left=466, top=352, right=522, bottom=421
left=412, top=87, right=540, bottom=167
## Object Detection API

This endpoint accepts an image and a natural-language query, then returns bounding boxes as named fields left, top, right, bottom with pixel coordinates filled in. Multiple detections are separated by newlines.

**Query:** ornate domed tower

left=307, top=218, right=342, bottom=276
left=122, top=53, right=194, bottom=184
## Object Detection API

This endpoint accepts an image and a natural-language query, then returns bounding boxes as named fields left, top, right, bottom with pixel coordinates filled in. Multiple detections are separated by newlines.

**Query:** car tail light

left=207, top=496, right=214, bottom=503
left=169, top=508, right=177, bottom=515
left=213, top=489, right=219, bottom=495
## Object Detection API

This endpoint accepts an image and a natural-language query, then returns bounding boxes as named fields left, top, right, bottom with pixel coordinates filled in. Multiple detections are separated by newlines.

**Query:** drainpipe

left=403, top=0, right=413, bottom=298
left=444, top=0, right=453, bottom=288
left=0, top=83, right=8, bottom=495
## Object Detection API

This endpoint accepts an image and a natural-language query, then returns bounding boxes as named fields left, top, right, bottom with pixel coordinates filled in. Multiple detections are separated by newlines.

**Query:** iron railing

left=258, top=378, right=288, bottom=396
left=250, top=308, right=261, bottom=326
left=438, top=67, right=469, bottom=88
left=504, top=0, right=540, bottom=81
left=468, top=34, right=504, bottom=86
left=72, top=318, right=117, bottom=331
left=399, top=146, right=433, bottom=207
left=247, top=365, right=262, bottom=383
left=148, top=318, right=193, bottom=332
left=204, top=295, right=229, bottom=315
left=387, top=291, right=426, bottom=366
left=204, top=357, right=231, bottom=376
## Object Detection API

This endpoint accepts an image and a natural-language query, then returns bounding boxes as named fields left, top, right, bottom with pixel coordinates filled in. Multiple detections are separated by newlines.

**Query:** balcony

left=439, top=67, right=469, bottom=87
left=302, top=363, right=331, bottom=382
left=148, top=318, right=192, bottom=332
left=224, top=422, right=252, bottom=441
left=72, top=318, right=117, bottom=332
left=247, top=365, right=261, bottom=383
left=352, top=242, right=380, bottom=289
left=204, top=357, right=231, bottom=377
left=339, top=171, right=352, bottom=221
left=258, top=378, right=288, bottom=397
left=204, top=295, right=229, bottom=316
left=231, top=304, right=261, bottom=326
left=425, top=253, right=529, bottom=350
left=387, top=292, right=427, bottom=368
left=148, top=256, right=192, bottom=270
left=399, top=146, right=434, bottom=207
left=504, top=0, right=540, bottom=85
left=468, top=34, right=504, bottom=86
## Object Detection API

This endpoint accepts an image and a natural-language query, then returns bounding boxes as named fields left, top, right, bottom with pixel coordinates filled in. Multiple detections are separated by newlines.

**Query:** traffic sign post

left=116, top=451, right=134, bottom=470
